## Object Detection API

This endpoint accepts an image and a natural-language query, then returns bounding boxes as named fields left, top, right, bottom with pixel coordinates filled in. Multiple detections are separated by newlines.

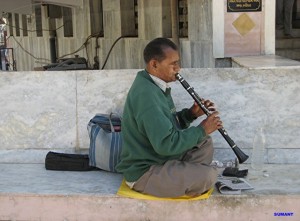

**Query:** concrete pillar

left=138, top=0, right=171, bottom=40
left=41, top=5, right=49, bottom=38
left=213, top=0, right=225, bottom=58
left=264, top=0, right=275, bottom=55
left=73, top=1, right=91, bottom=39
left=187, top=0, right=214, bottom=68
left=188, top=0, right=212, bottom=41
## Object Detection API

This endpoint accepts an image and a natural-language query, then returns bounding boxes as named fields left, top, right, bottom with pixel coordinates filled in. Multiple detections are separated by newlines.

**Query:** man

left=276, top=0, right=295, bottom=37
left=116, top=38, right=222, bottom=197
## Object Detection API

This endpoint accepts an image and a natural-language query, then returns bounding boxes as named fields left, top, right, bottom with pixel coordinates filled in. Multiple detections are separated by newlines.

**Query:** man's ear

left=149, top=59, right=157, bottom=69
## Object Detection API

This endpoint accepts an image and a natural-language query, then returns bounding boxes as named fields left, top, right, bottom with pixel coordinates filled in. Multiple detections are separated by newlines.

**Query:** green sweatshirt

left=115, top=70, right=207, bottom=182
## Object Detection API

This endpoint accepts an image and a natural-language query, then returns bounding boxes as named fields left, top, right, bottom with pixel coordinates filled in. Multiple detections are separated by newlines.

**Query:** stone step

left=275, top=29, right=300, bottom=62
left=0, top=163, right=299, bottom=221
left=276, top=38, right=300, bottom=49
left=276, top=48, right=300, bottom=61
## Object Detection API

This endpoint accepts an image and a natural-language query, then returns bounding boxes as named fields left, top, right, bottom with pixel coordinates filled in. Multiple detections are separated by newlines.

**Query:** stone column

left=102, top=0, right=122, bottom=39
left=102, top=0, right=138, bottom=39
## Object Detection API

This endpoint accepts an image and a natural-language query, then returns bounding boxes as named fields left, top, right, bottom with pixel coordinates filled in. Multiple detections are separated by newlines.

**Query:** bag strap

left=109, top=112, right=122, bottom=132
left=109, top=113, right=115, bottom=132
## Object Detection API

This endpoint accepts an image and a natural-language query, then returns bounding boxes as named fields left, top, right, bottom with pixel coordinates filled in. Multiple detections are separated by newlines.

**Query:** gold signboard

left=227, top=0, right=262, bottom=12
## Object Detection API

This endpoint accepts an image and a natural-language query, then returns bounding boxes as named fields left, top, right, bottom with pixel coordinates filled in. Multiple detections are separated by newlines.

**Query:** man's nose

left=175, top=64, right=181, bottom=72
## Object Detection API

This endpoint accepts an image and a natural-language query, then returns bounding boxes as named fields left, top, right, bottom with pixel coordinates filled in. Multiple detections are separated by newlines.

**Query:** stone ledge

left=0, top=163, right=299, bottom=221
left=2, top=148, right=300, bottom=164
left=1, top=194, right=299, bottom=221
left=232, top=55, right=300, bottom=69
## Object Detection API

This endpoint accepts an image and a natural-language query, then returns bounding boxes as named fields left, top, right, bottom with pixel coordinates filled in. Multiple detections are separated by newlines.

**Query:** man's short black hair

left=143, top=38, right=178, bottom=64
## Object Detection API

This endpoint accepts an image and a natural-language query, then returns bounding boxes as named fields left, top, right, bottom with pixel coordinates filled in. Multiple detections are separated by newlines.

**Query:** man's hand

left=189, top=100, right=216, bottom=118
left=200, top=111, right=223, bottom=135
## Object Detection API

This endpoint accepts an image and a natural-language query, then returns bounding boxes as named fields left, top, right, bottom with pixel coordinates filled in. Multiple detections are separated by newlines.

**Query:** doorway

left=275, top=0, right=300, bottom=61
left=292, top=0, right=300, bottom=30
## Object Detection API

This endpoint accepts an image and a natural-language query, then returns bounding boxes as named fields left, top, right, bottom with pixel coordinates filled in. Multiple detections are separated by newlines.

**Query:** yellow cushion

left=117, top=179, right=213, bottom=201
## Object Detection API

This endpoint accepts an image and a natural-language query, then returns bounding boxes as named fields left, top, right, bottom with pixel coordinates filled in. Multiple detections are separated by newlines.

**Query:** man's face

left=155, top=48, right=180, bottom=83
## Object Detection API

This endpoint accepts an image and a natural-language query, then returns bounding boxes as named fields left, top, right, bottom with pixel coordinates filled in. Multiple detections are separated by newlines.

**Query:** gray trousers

left=133, top=136, right=217, bottom=197
left=276, top=0, right=295, bottom=35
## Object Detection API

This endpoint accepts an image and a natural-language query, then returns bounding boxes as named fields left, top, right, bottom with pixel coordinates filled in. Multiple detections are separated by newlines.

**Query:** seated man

left=116, top=38, right=222, bottom=197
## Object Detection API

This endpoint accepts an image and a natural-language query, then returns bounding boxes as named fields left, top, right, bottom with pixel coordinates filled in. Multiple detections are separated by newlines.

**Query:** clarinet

left=176, top=73, right=249, bottom=164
